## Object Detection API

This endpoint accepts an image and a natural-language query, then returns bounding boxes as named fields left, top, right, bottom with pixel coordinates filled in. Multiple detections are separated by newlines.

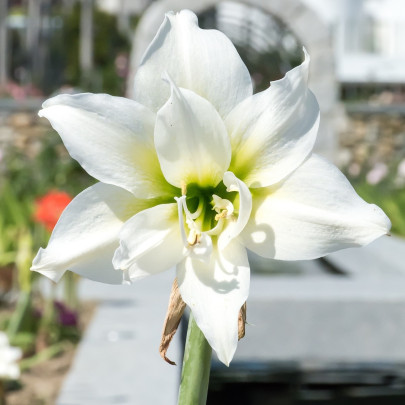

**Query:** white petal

left=189, top=233, right=213, bottom=264
left=154, top=81, right=231, bottom=188
left=242, top=155, right=391, bottom=260
left=134, top=10, right=252, bottom=117
left=40, top=93, right=174, bottom=199
left=112, top=203, right=184, bottom=282
left=226, top=49, right=320, bottom=188
left=218, top=172, right=252, bottom=250
left=177, top=241, right=250, bottom=366
left=31, top=183, right=148, bottom=284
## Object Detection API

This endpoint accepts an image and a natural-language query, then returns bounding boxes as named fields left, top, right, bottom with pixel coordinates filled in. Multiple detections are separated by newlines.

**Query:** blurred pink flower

left=366, top=163, right=388, bottom=185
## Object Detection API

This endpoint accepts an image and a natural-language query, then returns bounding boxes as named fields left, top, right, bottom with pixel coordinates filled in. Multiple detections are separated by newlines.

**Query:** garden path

left=56, top=269, right=181, bottom=405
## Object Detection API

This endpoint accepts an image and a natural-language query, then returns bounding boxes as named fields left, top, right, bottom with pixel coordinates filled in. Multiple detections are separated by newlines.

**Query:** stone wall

left=1, top=102, right=403, bottom=182
left=0, top=102, right=50, bottom=162
left=338, top=110, right=405, bottom=178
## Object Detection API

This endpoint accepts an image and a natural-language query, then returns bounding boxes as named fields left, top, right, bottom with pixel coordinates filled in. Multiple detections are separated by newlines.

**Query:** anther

left=187, top=229, right=200, bottom=246
left=181, top=182, right=187, bottom=196
left=215, top=210, right=228, bottom=221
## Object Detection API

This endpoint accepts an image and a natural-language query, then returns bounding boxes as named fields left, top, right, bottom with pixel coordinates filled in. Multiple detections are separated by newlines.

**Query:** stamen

left=189, top=198, right=204, bottom=220
left=185, top=217, right=201, bottom=246
left=211, top=194, right=234, bottom=220
left=174, top=196, right=188, bottom=248
left=176, top=195, right=203, bottom=248
left=181, top=196, right=203, bottom=220
left=215, top=210, right=228, bottom=221
left=206, top=218, right=224, bottom=236
left=187, top=228, right=200, bottom=246
left=181, top=182, right=187, bottom=196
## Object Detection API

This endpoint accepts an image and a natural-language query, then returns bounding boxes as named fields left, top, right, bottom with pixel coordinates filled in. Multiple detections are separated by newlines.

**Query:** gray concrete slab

left=326, top=235, right=405, bottom=278
left=57, top=269, right=182, bottom=405
left=229, top=272, right=405, bottom=367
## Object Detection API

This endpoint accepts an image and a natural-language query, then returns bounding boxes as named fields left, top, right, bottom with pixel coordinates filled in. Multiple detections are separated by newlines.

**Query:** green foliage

left=61, top=4, right=131, bottom=95
left=4, top=129, right=92, bottom=200
left=0, top=128, right=89, bottom=362
left=6, top=292, right=81, bottom=358
left=0, top=127, right=91, bottom=272
left=0, top=181, right=37, bottom=269
left=9, top=3, right=133, bottom=95
left=353, top=181, right=405, bottom=237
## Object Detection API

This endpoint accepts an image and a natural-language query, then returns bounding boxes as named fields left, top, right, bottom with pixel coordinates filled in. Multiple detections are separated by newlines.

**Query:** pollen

left=212, top=194, right=234, bottom=221
left=215, top=210, right=228, bottom=221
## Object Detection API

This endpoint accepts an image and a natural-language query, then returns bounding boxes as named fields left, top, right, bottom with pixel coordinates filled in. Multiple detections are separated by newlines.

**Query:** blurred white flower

left=0, top=332, right=22, bottom=380
left=31, top=10, right=391, bottom=365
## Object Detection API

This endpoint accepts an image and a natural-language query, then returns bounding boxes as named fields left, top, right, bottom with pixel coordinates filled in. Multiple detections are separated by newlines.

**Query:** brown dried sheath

left=238, top=302, right=247, bottom=340
left=159, top=278, right=186, bottom=365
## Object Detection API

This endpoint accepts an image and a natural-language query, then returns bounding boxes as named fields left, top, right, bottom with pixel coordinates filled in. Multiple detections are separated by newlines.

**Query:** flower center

left=175, top=184, right=237, bottom=257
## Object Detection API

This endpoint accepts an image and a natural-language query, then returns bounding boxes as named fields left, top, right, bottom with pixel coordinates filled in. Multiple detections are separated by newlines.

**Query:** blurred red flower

left=34, top=191, right=72, bottom=232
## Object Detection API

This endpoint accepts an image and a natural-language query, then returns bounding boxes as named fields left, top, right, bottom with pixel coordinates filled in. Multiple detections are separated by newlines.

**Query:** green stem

left=20, top=341, right=72, bottom=371
left=63, top=272, right=78, bottom=311
left=178, top=313, right=212, bottom=405
left=36, top=284, right=56, bottom=347
left=6, top=290, right=32, bottom=341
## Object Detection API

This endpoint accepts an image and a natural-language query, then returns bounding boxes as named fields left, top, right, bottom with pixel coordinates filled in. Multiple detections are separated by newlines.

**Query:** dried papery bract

left=238, top=302, right=247, bottom=341
left=160, top=278, right=186, bottom=365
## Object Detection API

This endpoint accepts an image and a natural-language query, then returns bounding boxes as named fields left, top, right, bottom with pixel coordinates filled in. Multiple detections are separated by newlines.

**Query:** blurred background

left=0, top=0, right=405, bottom=404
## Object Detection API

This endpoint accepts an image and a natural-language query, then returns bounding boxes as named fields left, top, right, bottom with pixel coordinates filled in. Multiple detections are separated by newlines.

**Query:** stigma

left=212, top=194, right=234, bottom=221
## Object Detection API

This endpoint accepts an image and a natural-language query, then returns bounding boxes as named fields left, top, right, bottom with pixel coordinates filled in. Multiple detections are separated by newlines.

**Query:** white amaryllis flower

left=31, top=10, right=390, bottom=365
left=0, top=332, right=22, bottom=380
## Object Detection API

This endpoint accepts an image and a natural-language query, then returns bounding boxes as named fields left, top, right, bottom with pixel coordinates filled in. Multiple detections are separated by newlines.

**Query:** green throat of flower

left=175, top=181, right=238, bottom=250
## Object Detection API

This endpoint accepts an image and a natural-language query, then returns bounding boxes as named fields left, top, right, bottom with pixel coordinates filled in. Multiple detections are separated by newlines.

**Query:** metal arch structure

left=127, top=0, right=343, bottom=160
